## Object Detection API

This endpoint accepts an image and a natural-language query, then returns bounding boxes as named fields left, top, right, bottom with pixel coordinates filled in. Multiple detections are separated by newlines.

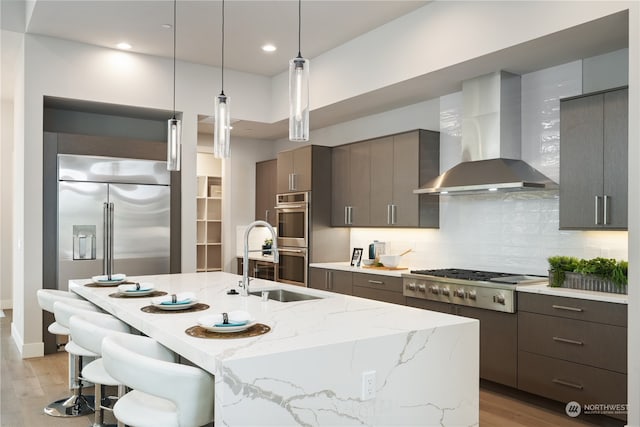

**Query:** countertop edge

left=516, top=283, right=628, bottom=304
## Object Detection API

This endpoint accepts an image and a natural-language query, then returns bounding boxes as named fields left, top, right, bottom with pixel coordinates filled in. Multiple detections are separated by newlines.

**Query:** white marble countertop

left=309, top=262, right=410, bottom=277
left=516, top=282, right=628, bottom=304
left=70, top=271, right=479, bottom=426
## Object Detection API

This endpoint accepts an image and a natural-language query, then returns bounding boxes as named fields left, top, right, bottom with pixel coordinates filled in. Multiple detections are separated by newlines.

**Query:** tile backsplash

left=350, top=58, right=628, bottom=275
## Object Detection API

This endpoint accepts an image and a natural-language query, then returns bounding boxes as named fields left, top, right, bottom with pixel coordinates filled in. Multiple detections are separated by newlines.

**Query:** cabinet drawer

left=518, top=293, right=627, bottom=326
left=519, top=312, right=626, bottom=373
left=352, top=273, right=402, bottom=292
left=518, top=351, right=627, bottom=421
left=353, top=286, right=406, bottom=305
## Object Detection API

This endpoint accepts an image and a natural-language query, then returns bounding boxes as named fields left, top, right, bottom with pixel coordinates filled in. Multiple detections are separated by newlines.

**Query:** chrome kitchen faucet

left=240, top=220, right=279, bottom=296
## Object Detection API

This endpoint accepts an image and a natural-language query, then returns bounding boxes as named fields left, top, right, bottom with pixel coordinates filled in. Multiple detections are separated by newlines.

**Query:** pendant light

left=288, top=0, right=309, bottom=142
left=167, top=0, right=181, bottom=171
left=213, top=0, right=230, bottom=158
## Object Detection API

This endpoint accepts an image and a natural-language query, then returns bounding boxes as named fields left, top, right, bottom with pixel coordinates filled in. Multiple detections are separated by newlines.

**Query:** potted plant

left=547, top=255, right=627, bottom=294
left=262, top=238, right=273, bottom=256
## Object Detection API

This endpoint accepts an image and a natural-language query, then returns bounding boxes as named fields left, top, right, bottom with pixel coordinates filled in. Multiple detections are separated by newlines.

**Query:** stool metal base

left=43, top=394, right=95, bottom=417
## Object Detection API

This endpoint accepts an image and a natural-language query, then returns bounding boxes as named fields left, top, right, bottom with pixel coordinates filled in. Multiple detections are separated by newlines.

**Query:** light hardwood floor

left=0, top=310, right=622, bottom=426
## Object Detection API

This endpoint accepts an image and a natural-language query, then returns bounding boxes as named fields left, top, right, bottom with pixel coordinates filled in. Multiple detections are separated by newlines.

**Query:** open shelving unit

left=196, top=152, right=223, bottom=272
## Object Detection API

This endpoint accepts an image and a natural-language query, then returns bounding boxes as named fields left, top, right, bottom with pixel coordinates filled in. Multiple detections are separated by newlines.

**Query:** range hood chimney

left=415, top=71, right=557, bottom=195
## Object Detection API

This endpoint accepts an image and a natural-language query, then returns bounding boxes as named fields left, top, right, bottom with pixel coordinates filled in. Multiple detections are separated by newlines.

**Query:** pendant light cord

left=297, top=0, right=301, bottom=58
left=221, top=0, right=225, bottom=95
left=172, top=0, right=177, bottom=117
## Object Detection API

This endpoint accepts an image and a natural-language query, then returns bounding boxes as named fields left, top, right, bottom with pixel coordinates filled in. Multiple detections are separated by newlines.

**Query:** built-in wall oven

left=275, top=192, right=308, bottom=248
left=275, top=192, right=309, bottom=286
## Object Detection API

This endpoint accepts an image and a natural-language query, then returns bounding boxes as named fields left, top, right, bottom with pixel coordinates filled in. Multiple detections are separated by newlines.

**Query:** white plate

left=118, top=283, right=155, bottom=296
left=120, top=288, right=155, bottom=297
left=199, top=321, right=255, bottom=333
left=92, top=274, right=126, bottom=285
left=152, top=300, right=198, bottom=311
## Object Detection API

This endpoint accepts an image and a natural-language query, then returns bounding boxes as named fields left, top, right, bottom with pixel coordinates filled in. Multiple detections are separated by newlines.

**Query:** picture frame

left=350, top=248, right=363, bottom=267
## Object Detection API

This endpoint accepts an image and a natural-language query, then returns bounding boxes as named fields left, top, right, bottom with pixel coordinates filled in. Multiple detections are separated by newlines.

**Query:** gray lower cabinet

left=517, top=293, right=627, bottom=421
left=352, top=273, right=405, bottom=305
left=406, top=298, right=517, bottom=388
left=308, top=267, right=352, bottom=295
left=559, top=87, right=628, bottom=230
left=331, top=129, right=439, bottom=228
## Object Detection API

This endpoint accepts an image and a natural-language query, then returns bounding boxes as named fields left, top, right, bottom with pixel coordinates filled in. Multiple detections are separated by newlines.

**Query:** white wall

left=1, top=99, right=14, bottom=309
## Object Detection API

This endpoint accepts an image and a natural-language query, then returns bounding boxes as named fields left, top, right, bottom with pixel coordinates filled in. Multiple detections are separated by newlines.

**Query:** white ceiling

left=1, top=1, right=630, bottom=140
left=24, top=0, right=429, bottom=77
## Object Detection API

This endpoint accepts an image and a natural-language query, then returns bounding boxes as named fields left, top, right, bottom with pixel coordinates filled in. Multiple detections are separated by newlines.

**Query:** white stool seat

left=114, top=390, right=178, bottom=427
left=64, top=341, right=98, bottom=358
left=82, top=359, right=119, bottom=387
left=48, top=322, right=69, bottom=336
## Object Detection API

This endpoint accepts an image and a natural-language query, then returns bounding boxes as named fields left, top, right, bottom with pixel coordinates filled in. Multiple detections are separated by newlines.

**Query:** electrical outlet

left=361, top=370, right=376, bottom=400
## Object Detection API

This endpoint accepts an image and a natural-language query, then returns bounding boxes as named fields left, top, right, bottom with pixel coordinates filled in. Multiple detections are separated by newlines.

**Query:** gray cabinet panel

left=369, top=137, right=394, bottom=226
left=255, top=159, right=277, bottom=226
left=603, top=89, right=628, bottom=228
left=350, top=142, right=371, bottom=226
left=331, top=146, right=350, bottom=226
left=560, top=88, right=628, bottom=230
left=559, top=94, right=604, bottom=228
left=276, top=150, right=293, bottom=193
left=392, top=132, right=419, bottom=226
left=277, top=146, right=312, bottom=193
left=518, top=292, right=627, bottom=326
left=353, top=286, right=406, bottom=305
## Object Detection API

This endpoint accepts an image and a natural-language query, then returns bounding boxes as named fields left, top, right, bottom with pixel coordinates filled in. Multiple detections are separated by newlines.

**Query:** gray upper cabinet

left=277, top=146, right=312, bottom=193
left=255, top=159, right=278, bottom=226
left=331, top=143, right=371, bottom=226
left=560, top=88, right=628, bottom=230
left=333, top=130, right=439, bottom=228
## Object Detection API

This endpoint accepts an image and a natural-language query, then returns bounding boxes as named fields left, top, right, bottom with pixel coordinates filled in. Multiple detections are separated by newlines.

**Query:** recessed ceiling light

left=261, top=44, right=277, bottom=53
left=162, top=24, right=172, bottom=29
left=117, top=42, right=132, bottom=50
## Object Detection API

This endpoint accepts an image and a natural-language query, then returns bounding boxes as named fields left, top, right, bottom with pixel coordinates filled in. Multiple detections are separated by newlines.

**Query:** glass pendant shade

left=213, top=93, right=230, bottom=158
left=167, top=117, right=181, bottom=171
left=288, top=56, right=310, bottom=142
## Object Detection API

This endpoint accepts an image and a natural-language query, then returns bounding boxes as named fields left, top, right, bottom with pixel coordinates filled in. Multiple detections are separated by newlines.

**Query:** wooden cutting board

left=362, top=265, right=408, bottom=271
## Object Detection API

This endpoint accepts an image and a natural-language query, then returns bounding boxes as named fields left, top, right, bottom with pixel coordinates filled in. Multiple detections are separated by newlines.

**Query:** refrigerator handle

left=103, top=203, right=109, bottom=276
left=109, top=202, right=115, bottom=279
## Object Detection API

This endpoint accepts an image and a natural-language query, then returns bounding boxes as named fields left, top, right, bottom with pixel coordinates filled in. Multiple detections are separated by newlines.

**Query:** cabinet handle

left=387, top=204, right=392, bottom=225
left=368, top=280, right=384, bottom=285
left=551, top=304, right=583, bottom=312
left=290, top=173, right=297, bottom=191
left=328, top=271, right=333, bottom=290
left=344, top=206, right=349, bottom=225
left=349, top=206, right=353, bottom=225
left=553, top=336, right=584, bottom=346
left=324, top=270, right=330, bottom=290
left=392, top=204, right=397, bottom=225
left=594, top=195, right=602, bottom=225
left=552, top=378, right=583, bottom=390
left=604, top=195, right=610, bottom=225
left=265, top=210, right=269, bottom=223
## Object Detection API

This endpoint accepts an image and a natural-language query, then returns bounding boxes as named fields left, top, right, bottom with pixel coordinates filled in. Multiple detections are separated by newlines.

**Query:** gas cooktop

left=408, top=268, right=545, bottom=284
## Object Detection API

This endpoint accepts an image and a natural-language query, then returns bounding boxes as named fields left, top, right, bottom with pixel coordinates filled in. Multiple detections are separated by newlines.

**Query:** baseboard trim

left=11, top=322, right=44, bottom=358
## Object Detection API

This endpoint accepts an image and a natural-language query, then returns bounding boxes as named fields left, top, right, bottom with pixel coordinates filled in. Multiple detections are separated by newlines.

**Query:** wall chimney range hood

left=415, top=71, right=557, bottom=195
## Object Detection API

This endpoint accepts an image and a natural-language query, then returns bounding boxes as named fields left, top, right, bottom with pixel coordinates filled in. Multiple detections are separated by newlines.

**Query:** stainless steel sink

left=249, top=289, right=322, bottom=302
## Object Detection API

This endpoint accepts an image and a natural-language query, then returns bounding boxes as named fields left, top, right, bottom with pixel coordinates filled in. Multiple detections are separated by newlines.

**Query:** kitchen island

left=70, top=272, right=478, bottom=426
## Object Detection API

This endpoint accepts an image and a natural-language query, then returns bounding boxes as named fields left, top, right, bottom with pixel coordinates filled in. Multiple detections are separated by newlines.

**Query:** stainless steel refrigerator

left=57, top=154, right=171, bottom=288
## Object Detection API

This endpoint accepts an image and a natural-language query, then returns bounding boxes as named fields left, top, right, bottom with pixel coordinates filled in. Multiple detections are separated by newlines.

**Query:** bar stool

left=102, top=333, right=215, bottom=427
left=51, top=300, right=103, bottom=417
left=69, top=311, right=131, bottom=427
left=36, top=289, right=99, bottom=417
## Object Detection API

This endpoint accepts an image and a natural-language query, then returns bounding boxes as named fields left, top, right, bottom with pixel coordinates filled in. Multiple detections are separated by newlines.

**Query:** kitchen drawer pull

left=552, top=378, right=583, bottom=390
left=551, top=304, right=583, bottom=312
left=368, top=280, right=384, bottom=285
left=553, top=336, right=584, bottom=346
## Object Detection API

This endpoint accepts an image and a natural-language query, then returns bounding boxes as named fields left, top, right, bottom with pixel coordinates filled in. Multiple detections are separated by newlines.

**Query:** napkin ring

left=135, top=283, right=141, bottom=290
left=222, top=312, right=229, bottom=324
left=171, top=294, right=177, bottom=303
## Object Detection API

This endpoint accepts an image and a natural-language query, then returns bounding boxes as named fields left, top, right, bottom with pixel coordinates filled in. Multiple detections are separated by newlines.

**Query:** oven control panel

left=403, top=277, right=515, bottom=313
